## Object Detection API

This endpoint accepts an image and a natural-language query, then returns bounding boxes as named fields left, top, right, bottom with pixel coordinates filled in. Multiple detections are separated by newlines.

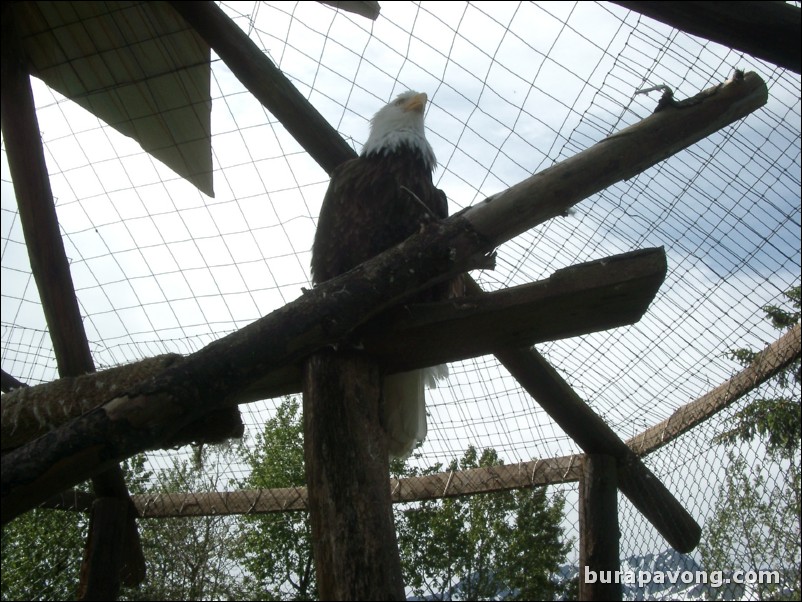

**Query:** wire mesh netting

left=1, top=1, right=800, bottom=600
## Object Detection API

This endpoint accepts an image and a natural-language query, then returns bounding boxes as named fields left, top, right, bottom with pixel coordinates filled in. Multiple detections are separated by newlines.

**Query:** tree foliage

left=713, top=286, right=801, bottom=458
left=236, top=396, right=316, bottom=601
left=395, top=446, right=573, bottom=600
left=120, top=444, right=246, bottom=601
left=240, top=401, right=573, bottom=601
left=1, top=507, right=87, bottom=601
left=701, top=286, right=801, bottom=599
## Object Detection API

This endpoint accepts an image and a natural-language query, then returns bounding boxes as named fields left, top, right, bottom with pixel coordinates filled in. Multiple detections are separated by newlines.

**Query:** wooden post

left=1, top=3, right=144, bottom=593
left=303, top=351, right=405, bottom=601
left=76, top=498, right=129, bottom=601
left=579, top=454, right=622, bottom=601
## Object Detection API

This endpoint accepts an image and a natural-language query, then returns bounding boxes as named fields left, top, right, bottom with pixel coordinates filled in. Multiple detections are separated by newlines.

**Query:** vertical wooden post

left=1, top=3, right=144, bottom=595
left=76, top=498, right=129, bottom=601
left=579, top=453, right=622, bottom=601
left=303, top=351, right=405, bottom=601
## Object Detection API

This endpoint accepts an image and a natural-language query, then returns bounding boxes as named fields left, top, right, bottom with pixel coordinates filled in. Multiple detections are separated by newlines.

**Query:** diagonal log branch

left=123, top=324, right=799, bottom=520
left=2, top=4, right=145, bottom=589
left=612, top=1, right=800, bottom=74
left=2, top=246, right=665, bottom=449
left=168, top=1, right=356, bottom=174
left=1, top=71, right=768, bottom=524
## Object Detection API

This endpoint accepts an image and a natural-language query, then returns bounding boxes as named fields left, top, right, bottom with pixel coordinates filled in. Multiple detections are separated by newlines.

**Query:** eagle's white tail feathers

left=383, top=365, right=447, bottom=458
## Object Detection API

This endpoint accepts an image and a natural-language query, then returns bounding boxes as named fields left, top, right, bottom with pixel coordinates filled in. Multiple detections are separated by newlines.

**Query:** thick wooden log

left=613, top=1, right=800, bottom=74
left=303, top=352, right=405, bottom=601
left=1, top=354, right=243, bottom=452
left=1, top=72, right=768, bottom=523
left=2, top=247, right=666, bottom=444
left=579, top=454, right=622, bottom=601
left=2, top=4, right=145, bottom=589
left=359, top=247, right=665, bottom=371
left=122, top=325, right=798, bottom=519
left=465, top=72, right=767, bottom=248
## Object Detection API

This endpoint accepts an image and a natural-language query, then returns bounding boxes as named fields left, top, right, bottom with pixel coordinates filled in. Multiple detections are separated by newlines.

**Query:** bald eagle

left=311, top=91, right=449, bottom=458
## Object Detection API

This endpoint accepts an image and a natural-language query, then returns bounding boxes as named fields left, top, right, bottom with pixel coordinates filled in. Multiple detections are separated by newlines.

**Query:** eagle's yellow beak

left=403, top=92, right=428, bottom=114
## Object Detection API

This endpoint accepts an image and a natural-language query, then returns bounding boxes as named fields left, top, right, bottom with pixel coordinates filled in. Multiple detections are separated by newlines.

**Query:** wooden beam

left=579, top=454, right=622, bottom=601
left=127, top=454, right=583, bottom=517
left=168, top=1, right=357, bottom=175
left=116, top=324, right=798, bottom=520
left=1, top=4, right=144, bottom=590
left=303, top=352, right=405, bottom=600
left=76, top=498, right=129, bottom=601
left=494, top=345, right=701, bottom=553
left=613, top=1, right=801, bottom=74
left=359, top=247, right=666, bottom=371
left=1, top=354, right=243, bottom=452
left=1, top=369, right=27, bottom=393
left=2, top=248, right=665, bottom=449
left=1, top=71, right=768, bottom=523
left=464, top=72, right=768, bottom=248
left=627, top=322, right=801, bottom=455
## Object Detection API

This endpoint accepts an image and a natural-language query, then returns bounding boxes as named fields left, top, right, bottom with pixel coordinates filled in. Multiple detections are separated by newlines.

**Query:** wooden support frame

left=1, top=3, right=145, bottom=593
left=303, top=352, right=405, bottom=600
left=612, top=1, right=801, bottom=74
left=2, top=247, right=666, bottom=449
left=579, top=454, right=623, bottom=601
left=54, top=324, right=792, bottom=521
left=1, top=68, right=767, bottom=524
left=0, top=3, right=779, bottom=597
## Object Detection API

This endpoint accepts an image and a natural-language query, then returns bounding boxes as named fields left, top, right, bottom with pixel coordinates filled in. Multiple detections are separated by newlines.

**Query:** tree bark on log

left=1, top=72, right=768, bottom=524
left=579, top=454, right=622, bottom=601
left=2, top=4, right=145, bottom=590
left=303, top=351, right=405, bottom=601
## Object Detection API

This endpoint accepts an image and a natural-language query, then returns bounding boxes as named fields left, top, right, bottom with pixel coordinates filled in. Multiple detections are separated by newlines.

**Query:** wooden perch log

left=2, top=248, right=666, bottom=450
left=1, top=354, right=244, bottom=452
left=360, top=247, right=666, bottom=371
left=124, top=324, right=799, bottom=519
left=613, top=1, right=800, bottom=74
left=1, top=71, right=768, bottom=524
left=303, top=352, right=405, bottom=600
left=464, top=71, right=768, bottom=248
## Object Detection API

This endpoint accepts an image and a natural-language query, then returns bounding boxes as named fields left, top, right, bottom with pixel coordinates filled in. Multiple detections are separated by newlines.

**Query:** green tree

left=236, top=396, right=316, bottom=600
left=1, top=507, right=87, bottom=601
left=701, top=286, right=801, bottom=600
left=239, top=403, right=573, bottom=600
left=713, top=286, right=801, bottom=458
left=121, top=443, right=247, bottom=601
left=395, top=446, right=573, bottom=600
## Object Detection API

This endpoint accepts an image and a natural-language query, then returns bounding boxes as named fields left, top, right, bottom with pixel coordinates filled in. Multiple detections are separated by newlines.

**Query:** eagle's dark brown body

left=311, top=149, right=447, bottom=295
left=309, top=90, right=449, bottom=458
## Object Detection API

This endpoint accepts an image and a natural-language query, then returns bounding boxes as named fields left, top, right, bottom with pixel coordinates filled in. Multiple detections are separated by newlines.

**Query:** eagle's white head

left=361, top=90, right=437, bottom=171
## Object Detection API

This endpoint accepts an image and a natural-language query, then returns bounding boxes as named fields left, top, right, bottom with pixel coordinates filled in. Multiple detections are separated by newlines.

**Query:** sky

left=1, top=0, right=800, bottom=563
